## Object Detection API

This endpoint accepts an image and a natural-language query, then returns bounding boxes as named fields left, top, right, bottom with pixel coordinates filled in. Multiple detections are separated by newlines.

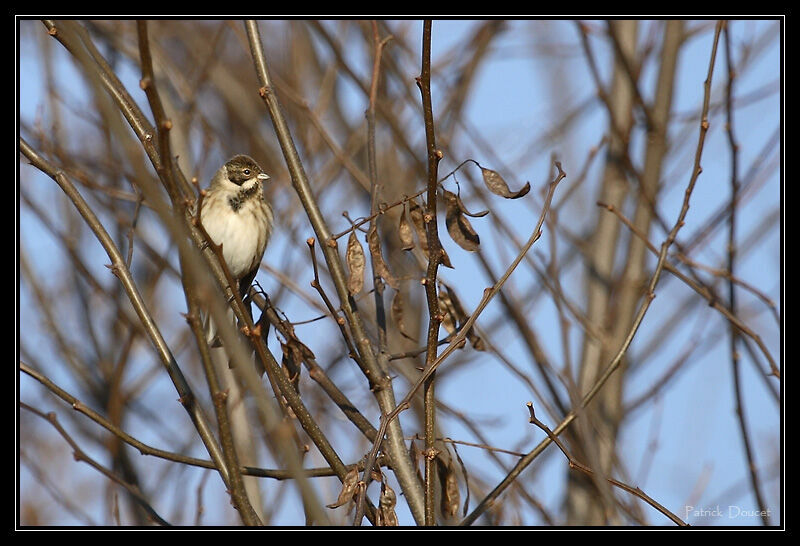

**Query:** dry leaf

left=481, top=167, right=530, bottom=199
left=346, top=230, right=365, bottom=295
left=444, top=190, right=480, bottom=252
left=449, top=440, right=471, bottom=517
left=408, top=200, right=428, bottom=253
left=442, top=283, right=467, bottom=324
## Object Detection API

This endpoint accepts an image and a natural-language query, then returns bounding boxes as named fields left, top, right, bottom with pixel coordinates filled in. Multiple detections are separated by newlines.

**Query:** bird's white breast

left=201, top=185, right=272, bottom=279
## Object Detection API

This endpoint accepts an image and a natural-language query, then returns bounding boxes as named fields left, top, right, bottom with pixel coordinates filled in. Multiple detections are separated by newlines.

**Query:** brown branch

left=330, top=187, right=430, bottom=241
left=20, top=402, right=170, bottom=526
left=526, top=403, right=688, bottom=526
left=19, top=360, right=362, bottom=481
left=354, top=21, right=393, bottom=527
left=255, top=293, right=380, bottom=443
left=417, top=19, right=445, bottom=526
left=723, top=20, right=771, bottom=526
left=596, top=201, right=779, bottom=378
left=135, top=21, right=183, bottom=204
left=137, top=21, right=260, bottom=526
left=408, top=435, right=528, bottom=458
left=20, top=137, right=231, bottom=491
left=244, top=20, right=425, bottom=524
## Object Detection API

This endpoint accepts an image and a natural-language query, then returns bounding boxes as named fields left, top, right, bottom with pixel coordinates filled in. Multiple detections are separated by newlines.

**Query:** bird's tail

left=203, top=295, right=266, bottom=377
left=204, top=306, right=237, bottom=348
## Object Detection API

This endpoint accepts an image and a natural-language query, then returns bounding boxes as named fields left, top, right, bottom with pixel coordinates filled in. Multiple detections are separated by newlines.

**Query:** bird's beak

left=257, top=173, right=270, bottom=181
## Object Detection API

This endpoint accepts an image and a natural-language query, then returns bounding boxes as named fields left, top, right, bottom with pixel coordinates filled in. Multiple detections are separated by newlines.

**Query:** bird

left=200, top=154, right=273, bottom=349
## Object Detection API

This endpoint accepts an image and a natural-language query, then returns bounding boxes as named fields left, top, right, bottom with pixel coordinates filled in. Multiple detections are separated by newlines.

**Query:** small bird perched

left=200, top=154, right=273, bottom=347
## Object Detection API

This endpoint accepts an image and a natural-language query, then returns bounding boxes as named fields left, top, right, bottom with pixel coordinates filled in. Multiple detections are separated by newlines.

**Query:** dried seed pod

left=481, top=167, right=530, bottom=199
left=398, top=203, right=415, bottom=251
left=376, top=481, right=398, bottom=526
left=326, top=467, right=359, bottom=509
left=441, top=283, right=467, bottom=326
left=391, top=290, right=418, bottom=341
left=441, top=283, right=486, bottom=351
left=346, top=230, right=365, bottom=295
left=367, top=228, right=399, bottom=289
left=280, top=342, right=302, bottom=394
left=408, top=199, right=429, bottom=253
left=438, top=457, right=460, bottom=520
left=456, top=197, right=489, bottom=218
left=438, top=289, right=458, bottom=334
left=449, top=439, right=471, bottom=516
left=409, top=199, right=454, bottom=268
left=444, top=190, right=480, bottom=252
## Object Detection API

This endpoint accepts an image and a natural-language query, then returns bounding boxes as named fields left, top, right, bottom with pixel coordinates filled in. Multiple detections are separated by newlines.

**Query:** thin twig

left=597, top=200, right=779, bottom=378
left=723, top=20, right=770, bottom=525
left=354, top=21, right=393, bottom=527
left=526, top=403, right=687, bottom=526
left=20, top=402, right=170, bottom=526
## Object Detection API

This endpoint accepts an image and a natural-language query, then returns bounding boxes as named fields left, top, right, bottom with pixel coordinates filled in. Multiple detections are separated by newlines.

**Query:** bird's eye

left=243, top=169, right=251, bottom=176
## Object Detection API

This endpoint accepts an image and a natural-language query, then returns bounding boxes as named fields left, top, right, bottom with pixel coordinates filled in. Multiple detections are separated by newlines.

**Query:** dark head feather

left=225, top=155, right=264, bottom=186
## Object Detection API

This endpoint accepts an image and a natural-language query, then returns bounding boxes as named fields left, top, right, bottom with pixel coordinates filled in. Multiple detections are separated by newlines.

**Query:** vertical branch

left=366, top=20, right=393, bottom=364
left=587, top=18, right=683, bottom=524
left=723, top=20, right=770, bottom=526
left=184, top=288, right=263, bottom=526
left=354, top=21, right=393, bottom=527
left=137, top=20, right=261, bottom=526
left=244, top=20, right=425, bottom=525
left=135, top=21, right=180, bottom=203
left=569, top=19, right=639, bottom=525
left=416, top=19, right=445, bottom=526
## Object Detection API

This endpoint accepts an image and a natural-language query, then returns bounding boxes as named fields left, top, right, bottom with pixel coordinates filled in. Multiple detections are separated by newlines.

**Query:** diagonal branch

left=526, top=403, right=687, bottom=526
left=21, top=402, right=170, bottom=526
